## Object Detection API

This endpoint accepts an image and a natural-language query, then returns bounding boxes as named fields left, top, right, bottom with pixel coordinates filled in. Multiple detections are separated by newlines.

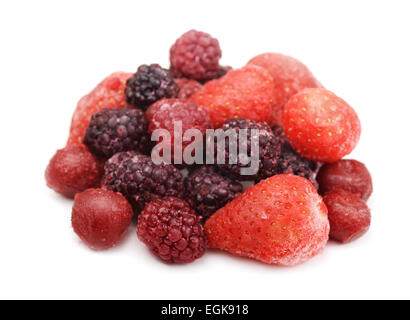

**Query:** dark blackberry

left=83, top=108, right=150, bottom=158
left=213, top=118, right=282, bottom=181
left=125, top=64, right=179, bottom=110
left=137, top=196, right=206, bottom=264
left=271, top=125, right=319, bottom=188
left=184, top=166, right=243, bottom=219
left=102, top=151, right=185, bottom=213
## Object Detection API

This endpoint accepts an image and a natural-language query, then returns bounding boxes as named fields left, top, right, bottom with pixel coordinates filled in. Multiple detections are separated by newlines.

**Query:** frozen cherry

left=317, top=159, right=373, bottom=201
left=72, top=188, right=133, bottom=250
left=323, top=189, right=371, bottom=243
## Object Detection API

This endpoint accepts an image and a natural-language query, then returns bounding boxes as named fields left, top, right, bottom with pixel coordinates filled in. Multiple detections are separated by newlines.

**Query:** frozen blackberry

left=185, top=166, right=243, bottom=218
left=137, top=196, right=206, bottom=264
left=170, top=30, right=222, bottom=81
left=125, top=64, right=179, bottom=110
left=272, top=126, right=319, bottom=188
left=102, top=151, right=185, bottom=213
left=83, top=108, right=149, bottom=158
left=214, top=118, right=282, bottom=181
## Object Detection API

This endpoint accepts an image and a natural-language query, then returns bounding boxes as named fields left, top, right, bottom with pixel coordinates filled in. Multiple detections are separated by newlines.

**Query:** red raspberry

left=283, top=88, right=361, bottom=162
left=137, top=197, right=206, bottom=264
left=67, top=72, right=133, bottom=146
left=45, top=145, right=104, bottom=198
left=175, top=78, right=203, bottom=99
left=205, top=174, right=329, bottom=266
left=323, top=189, right=371, bottom=243
left=170, top=30, right=222, bottom=81
left=146, top=99, right=213, bottom=164
left=248, top=53, right=322, bottom=126
left=72, top=188, right=133, bottom=250
left=317, top=159, right=373, bottom=201
left=191, top=65, right=274, bottom=127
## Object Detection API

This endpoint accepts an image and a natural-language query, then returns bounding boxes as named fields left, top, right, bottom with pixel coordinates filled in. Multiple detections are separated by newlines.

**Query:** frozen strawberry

left=283, top=88, right=361, bottom=162
left=67, top=72, right=133, bottom=146
left=72, top=188, right=133, bottom=250
left=205, top=174, right=329, bottom=266
left=323, top=189, right=371, bottom=243
left=248, top=53, right=322, bottom=126
left=175, top=78, right=203, bottom=99
left=45, top=145, right=104, bottom=198
left=317, top=159, right=373, bottom=201
left=191, top=65, right=274, bottom=128
left=146, top=99, right=213, bottom=165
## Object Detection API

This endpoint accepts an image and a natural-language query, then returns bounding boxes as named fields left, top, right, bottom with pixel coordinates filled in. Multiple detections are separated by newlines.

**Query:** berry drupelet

left=137, top=196, right=206, bottom=264
left=102, top=151, right=185, bottom=214
left=184, top=166, right=243, bottom=219
left=170, top=30, right=222, bottom=81
left=83, top=108, right=150, bottom=158
left=214, top=118, right=282, bottom=181
left=125, top=64, right=179, bottom=110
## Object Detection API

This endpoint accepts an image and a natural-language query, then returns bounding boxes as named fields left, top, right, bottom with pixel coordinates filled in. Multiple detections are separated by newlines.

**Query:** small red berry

left=72, top=188, right=133, bottom=250
left=323, top=189, right=371, bottom=243
left=317, top=159, right=373, bottom=201
left=45, top=145, right=104, bottom=198
left=283, top=88, right=361, bottom=162
left=146, top=99, right=213, bottom=164
left=170, top=30, right=222, bottom=81
left=137, top=196, right=206, bottom=264
left=175, top=78, right=203, bottom=99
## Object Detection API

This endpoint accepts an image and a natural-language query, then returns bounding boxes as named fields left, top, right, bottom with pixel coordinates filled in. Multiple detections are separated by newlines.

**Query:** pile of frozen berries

left=46, top=30, right=372, bottom=266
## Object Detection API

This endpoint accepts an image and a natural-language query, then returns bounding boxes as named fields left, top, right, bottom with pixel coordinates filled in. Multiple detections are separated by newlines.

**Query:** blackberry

left=271, top=126, right=319, bottom=188
left=102, top=151, right=185, bottom=213
left=185, top=166, right=243, bottom=219
left=214, top=118, right=282, bottom=181
left=170, top=30, right=222, bottom=81
left=83, top=108, right=150, bottom=158
left=125, top=64, right=179, bottom=110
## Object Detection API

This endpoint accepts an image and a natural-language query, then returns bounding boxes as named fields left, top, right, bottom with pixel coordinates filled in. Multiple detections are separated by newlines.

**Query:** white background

left=0, top=0, right=409, bottom=300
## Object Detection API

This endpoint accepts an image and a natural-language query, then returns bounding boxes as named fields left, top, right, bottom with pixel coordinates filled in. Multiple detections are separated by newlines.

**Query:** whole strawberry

left=205, top=174, right=329, bottom=266
left=248, top=53, right=322, bottom=126
left=191, top=65, right=274, bottom=127
left=67, top=72, right=133, bottom=146
left=283, top=88, right=361, bottom=162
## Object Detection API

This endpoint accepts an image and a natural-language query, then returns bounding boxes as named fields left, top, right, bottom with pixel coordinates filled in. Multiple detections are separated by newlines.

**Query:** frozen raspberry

left=317, top=159, right=373, bottom=201
left=83, top=108, right=150, bottom=158
left=125, top=64, right=179, bottom=110
left=323, top=189, right=371, bottom=243
left=248, top=53, right=321, bottom=126
left=72, top=188, right=133, bottom=250
left=170, top=30, right=222, bottom=81
left=45, top=145, right=104, bottom=198
left=191, top=65, right=274, bottom=127
left=137, top=196, right=206, bottom=263
left=102, top=151, right=185, bottom=213
left=214, top=118, right=282, bottom=181
left=175, top=78, right=203, bottom=99
left=184, top=166, right=243, bottom=218
left=146, top=98, right=213, bottom=165
left=68, top=72, right=133, bottom=146
left=283, top=88, right=361, bottom=162
left=205, top=174, right=329, bottom=266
